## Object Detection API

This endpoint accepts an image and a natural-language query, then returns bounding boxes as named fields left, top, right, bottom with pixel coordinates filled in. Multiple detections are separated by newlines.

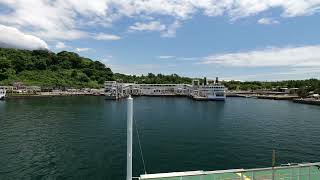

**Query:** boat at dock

left=192, top=83, right=226, bottom=101
left=0, top=88, right=6, bottom=100
left=104, top=77, right=226, bottom=101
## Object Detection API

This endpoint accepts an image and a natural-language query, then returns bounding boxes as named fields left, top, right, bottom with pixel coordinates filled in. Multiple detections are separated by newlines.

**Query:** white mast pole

left=127, top=95, right=133, bottom=180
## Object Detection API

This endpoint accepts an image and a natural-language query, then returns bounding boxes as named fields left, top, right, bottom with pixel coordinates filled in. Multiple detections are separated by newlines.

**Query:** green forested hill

left=0, top=48, right=193, bottom=88
left=0, top=48, right=113, bottom=88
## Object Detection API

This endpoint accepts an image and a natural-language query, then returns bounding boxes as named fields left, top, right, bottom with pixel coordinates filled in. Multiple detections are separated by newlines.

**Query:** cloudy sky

left=1, top=0, right=320, bottom=81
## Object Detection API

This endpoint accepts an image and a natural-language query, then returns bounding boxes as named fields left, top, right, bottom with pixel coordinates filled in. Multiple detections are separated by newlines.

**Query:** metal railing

left=139, top=162, right=320, bottom=180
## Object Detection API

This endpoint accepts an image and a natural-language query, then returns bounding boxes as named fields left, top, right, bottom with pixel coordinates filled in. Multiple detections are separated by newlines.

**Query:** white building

left=105, top=78, right=226, bottom=100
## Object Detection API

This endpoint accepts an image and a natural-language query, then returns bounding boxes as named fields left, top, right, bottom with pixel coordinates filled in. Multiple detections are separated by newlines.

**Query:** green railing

left=139, top=162, right=320, bottom=180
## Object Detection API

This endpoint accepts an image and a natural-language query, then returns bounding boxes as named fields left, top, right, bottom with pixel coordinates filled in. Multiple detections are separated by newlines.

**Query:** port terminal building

left=104, top=78, right=226, bottom=100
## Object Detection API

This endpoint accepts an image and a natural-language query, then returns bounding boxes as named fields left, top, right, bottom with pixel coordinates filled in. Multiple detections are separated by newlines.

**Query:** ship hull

left=207, top=95, right=226, bottom=101
left=105, top=96, right=118, bottom=100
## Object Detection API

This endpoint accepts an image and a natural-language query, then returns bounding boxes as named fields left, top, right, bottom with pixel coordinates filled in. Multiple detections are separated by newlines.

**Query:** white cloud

left=109, top=63, right=179, bottom=75
left=157, top=56, right=199, bottom=61
left=258, top=18, right=279, bottom=25
left=1, top=0, right=320, bottom=39
left=100, top=59, right=111, bottom=64
left=0, top=24, right=48, bottom=50
left=157, top=55, right=175, bottom=59
left=37, top=30, right=88, bottom=41
left=55, top=41, right=67, bottom=49
left=161, top=20, right=181, bottom=37
left=76, top=47, right=91, bottom=52
left=177, top=57, right=198, bottom=61
left=201, top=45, right=320, bottom=67
left=129, top=21, right=166, bottom=32
left=0, top=0, right=88, bottom=40
left=129, top=20, right=181, bottom=38
left=94, top=33, right=121, bottom=40
left=99, top=55, right=113, bottom=64
left=223, top=67, right=320, bottom=81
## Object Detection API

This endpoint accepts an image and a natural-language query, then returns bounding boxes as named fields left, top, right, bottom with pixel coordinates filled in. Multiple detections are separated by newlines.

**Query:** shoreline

left=3, top=93, right=320, bottom=106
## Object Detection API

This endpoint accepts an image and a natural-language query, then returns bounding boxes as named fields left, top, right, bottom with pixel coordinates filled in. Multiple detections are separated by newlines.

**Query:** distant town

left=0, top=48, right=319, bottom=104
left=1, top=77, right=320, bottom=105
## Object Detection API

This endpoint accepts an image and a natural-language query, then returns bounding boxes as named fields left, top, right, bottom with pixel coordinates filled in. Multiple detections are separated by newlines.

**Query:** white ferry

left=104, top=77, right=226, bottom=101
left=192, top=78, right=226, bottom=101
left=0, top=88, right=6, bottom=100
left=196, top=84, right=226, bottom=101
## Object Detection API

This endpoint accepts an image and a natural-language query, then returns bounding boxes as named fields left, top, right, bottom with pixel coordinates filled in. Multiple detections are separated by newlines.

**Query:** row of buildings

left=104, top=78, right=226, bottom=101
left=0, top=82, right=41, bottom=94
left=0, top=82, right=104, bottom=95
left=0, top=79, right=226, bottom=100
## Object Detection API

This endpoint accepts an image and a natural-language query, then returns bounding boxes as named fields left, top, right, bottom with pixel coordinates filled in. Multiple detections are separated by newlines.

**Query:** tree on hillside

left=35, top=58, right=47, bottom=70
left=297, top=87, right=309, bottom=98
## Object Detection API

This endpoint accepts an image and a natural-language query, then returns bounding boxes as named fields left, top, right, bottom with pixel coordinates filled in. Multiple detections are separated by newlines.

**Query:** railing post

left=127, top=96, right=133, bottom=180
left=272, top=150, right=276, bottom=180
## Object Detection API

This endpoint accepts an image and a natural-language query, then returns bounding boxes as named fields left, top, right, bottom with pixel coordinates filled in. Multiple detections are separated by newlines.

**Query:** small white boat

left=0, top=88, right=6, bottom=100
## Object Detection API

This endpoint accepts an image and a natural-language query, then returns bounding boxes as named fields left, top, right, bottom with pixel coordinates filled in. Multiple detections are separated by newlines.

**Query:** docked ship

left=193, top=84, right=226, bottom=101
left=191, top=77, right=226, bottom=101
left=104, top=77, right=226, bottom=101
left=0, top=88, right=6, bottom=100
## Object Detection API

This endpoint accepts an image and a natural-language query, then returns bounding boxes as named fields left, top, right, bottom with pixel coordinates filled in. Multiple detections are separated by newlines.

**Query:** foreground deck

left=139, top=162, right=320, bottom=180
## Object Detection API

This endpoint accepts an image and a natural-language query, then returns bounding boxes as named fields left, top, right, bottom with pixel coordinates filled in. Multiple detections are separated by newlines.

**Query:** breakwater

left=226, top=93, right=299, bottom=100
left=293, top=98, right=320, bottom=106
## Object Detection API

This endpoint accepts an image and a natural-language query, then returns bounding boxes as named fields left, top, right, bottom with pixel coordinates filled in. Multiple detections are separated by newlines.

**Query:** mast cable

left=134, top=117, right=147, bottom=174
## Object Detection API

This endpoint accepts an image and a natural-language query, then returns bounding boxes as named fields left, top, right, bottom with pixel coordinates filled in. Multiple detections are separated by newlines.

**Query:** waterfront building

left=282, top=87, right=299, bottom=94
left=311, top=94, right=319, bottom=99
left=105, top=77, right=226, bottom=100
left=4, top=83, right=41, bottom=94
left=25, top=86, right=41, bottom=93
left=0, top=86, right=14, bottom=92
left=138, top=84, right=191, bottom=96
left=104, top=81, right=118, bottom=97
left=104, top=81, right=132, bottom=99
left=13, top=82, right=25, bottom=90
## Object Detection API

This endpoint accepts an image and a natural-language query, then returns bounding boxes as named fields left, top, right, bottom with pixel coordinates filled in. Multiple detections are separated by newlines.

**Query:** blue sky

left=1, top=1, right=320, bottom=81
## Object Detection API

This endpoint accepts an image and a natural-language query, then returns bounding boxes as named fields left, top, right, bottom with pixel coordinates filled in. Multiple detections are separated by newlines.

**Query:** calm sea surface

left=0, top=96, right=320, bottom=179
